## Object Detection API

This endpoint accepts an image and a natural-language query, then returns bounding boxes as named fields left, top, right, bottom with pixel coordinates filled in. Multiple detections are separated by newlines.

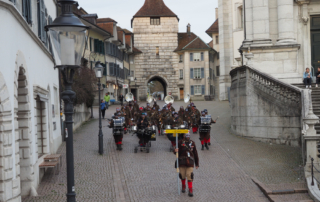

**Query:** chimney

left=215, top=8, right=218, bottom=20
left=187, top=23, right=191, bottom=35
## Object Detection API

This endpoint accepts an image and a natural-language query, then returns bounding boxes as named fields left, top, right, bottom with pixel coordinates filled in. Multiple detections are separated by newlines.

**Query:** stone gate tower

left=132, top=0, right=179, bottom=100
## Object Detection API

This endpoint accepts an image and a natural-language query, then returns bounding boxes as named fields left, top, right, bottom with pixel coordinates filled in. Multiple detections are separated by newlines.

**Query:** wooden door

left=180, top=88, right=184, bottom=100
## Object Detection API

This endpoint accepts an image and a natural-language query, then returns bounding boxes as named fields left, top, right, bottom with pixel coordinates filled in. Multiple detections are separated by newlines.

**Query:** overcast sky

left=76, top=0, right=218, bottom=43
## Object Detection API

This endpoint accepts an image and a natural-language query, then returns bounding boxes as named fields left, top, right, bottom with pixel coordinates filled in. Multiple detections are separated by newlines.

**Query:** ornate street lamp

left=93, top=61, right=104, bottom=155
left=45, top=1, right=89, bottom=201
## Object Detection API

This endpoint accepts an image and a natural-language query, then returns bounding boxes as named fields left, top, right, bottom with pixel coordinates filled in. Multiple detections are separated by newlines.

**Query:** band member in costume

left=174, top=133, right=199, bottom=197
left=190, top=104, right=200, bottom=133
left=199, top=111, right=215, bottom=150
left=137, top=113, right=150, bottom=147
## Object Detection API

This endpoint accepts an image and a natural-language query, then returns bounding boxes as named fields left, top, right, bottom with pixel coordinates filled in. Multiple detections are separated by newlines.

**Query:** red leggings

left=192, top=127, right=198, bottom=133
left=201, top=138, right=210, bottom=145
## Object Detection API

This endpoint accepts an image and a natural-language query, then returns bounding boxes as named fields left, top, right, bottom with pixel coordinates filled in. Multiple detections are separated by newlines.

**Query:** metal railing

left=311, top=157, right=320, bottom=186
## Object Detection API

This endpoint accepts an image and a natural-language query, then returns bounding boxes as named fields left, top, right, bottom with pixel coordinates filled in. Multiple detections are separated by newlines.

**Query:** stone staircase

left=292, top=83, right=320, bottom=134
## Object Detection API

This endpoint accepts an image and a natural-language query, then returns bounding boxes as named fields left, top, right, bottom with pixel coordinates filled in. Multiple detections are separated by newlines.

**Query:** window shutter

left=48, top=16, right=53, bottom=54
left=22, top=0, right=26, bottom=20
left=191, top=86, right=194, bottom=95
left=201, top=52, right=204, bottom=61
left=190, top=68, right=193, bottom=79
left=27, top=0, right=32, bottom=24
left=110, top=63, right=113, bottom=75
left=202, top=85, right=205, bottom=95
left=89, top=38, right=92, bottom=51
left=201, top=68, right=204, bottom=78
left=102, top=42, right=105, bottom=54
left=106, top=42, right=110, bottom=55
left=38, top=0, right=46, bottom=42
left=94, top=39, right=98, bottom=53
left=43, top=8, right=48, bottom=46
left=190, top=53, right=193, bottom=61
left=103, top=63, right=107, bottom=76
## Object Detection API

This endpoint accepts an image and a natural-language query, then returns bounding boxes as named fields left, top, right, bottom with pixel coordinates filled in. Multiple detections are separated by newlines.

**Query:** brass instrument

left=125, top=92, right=134, bottom=102
left=164, top=95, right=174, bottom=104
left=147, top=94, right=153, bottom=103
left=184, top=93, right=190, bottom=103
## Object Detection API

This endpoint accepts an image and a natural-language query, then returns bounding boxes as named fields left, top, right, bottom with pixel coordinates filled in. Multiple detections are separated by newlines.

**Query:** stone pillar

left=303, top=90, right=320, bottom=176
left=252, top=0, right=272, bottom=46
left=243, top=0, right=253, bottom=46
left=276, top=0, right=296, bottom=44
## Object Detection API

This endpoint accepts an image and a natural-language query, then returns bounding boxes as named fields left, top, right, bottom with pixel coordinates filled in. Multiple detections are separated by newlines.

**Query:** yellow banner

left=164, top=129, right=189, bottom=134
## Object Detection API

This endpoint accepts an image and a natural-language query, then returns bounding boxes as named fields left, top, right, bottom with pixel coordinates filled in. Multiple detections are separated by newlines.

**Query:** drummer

left=137, top=112, right=150, bottom=148
left=199, top=111, right=215, bottom=150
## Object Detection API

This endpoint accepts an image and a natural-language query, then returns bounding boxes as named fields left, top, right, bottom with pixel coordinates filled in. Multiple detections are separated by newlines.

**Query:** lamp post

left=93, top=61, right=104, bottom=155
left=45, top=1, right=89, bottom=201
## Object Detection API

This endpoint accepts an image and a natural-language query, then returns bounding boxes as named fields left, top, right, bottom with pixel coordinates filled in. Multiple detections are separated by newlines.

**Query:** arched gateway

left=147, top=76, right=167, bottom=98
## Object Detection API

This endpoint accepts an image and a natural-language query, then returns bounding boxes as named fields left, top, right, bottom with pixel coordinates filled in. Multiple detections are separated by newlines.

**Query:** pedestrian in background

left=100, top=99, right=107, bottom=119
left=119, top=93, right=124, bottom=106
left=316, top=67, right=320, bottom=88
left=104, top=93, right=110, bottom=109
left=303, top=67, right=312, bottom=88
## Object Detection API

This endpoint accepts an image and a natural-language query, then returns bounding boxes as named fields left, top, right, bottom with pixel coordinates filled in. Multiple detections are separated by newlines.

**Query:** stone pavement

left=23, top=101, right=311, bottom=202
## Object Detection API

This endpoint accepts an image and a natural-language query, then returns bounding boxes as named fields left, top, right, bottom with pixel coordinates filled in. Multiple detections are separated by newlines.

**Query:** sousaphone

left=184, top=93, right=190, bottom=103
left=164, top=95, right=174, bottom=104
left=125, top=92, right=134, bottom=102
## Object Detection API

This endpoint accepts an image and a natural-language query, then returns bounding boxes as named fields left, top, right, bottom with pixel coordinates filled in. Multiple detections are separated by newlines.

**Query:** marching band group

left=107, top=93, right=217, bottom=197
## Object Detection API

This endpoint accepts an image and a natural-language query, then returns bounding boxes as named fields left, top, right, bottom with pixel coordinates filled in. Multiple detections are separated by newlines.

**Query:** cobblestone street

left=23, top=101, right=311, bottom=202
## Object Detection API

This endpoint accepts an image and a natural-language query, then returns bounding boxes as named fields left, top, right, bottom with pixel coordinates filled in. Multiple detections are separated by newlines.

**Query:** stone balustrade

left=229, top=65, right=302, bottom=146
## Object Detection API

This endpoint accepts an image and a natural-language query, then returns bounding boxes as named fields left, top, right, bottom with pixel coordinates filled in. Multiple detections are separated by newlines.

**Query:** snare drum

left=152, top=125, right=156, bottom=131
left=131, top=125, right=137, bottom=132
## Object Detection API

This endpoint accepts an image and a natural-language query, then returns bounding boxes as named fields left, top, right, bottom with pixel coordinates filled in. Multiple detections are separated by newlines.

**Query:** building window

left=156, top=46, right=159, bottom=58
left=201, top=52, right=204, bottom=61
left=194, top=68, right=201, bottom=79
left=194, top=85, right=202, bottom=95
left=38, top=0, right=47, bottom=43
left=131, top=71, right=134, bottom=76
left=237, top=6, right=243, bottom=29
left=179, top=55, right=183, bottom=63
left=216, top=35, right=219, bottom=44
left=190, top=53, right=193, bottom=61
left=150, top=17, right=160, bottom=25
left=179, top=70, right=183, bottom=79
left=216, top=66, right=220, bottom=76
left=193, top=53, right=200, bottom=61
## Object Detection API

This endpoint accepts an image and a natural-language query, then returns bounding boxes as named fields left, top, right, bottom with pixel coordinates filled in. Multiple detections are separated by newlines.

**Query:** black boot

left=208, top=142, right=211, bottom=146
left=205, top=143, right=209, bottom=150
left=116, top=145, right=120, bottom=150
left=188, top=188, right=193, bottom=197
left=201, top=145, right=204, bottom=150
left=119, top=145, right=123, bottom=151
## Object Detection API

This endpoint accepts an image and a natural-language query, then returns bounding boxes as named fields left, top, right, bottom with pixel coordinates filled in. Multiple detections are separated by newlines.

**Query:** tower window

left=151, top=17, right=160, bottom=25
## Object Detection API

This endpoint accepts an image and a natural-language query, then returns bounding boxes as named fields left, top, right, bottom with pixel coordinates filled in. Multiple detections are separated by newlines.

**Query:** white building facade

left=216, top=0, right=320, bottom=100
left=0, top=0, right=62, bottom=201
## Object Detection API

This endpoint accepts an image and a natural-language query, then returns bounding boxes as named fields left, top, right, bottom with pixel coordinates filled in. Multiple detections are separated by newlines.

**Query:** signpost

left=123, top=84, right=128, bottom=89
left=164, top=128, right=189, bottom=195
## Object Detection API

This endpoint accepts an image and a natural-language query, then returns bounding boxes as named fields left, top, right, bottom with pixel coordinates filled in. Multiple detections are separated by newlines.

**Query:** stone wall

left=73, top=103, right=91, bottom=131
left=133, top=17, right=179, bottom=100
left=230, top=66, right=302, bottom=146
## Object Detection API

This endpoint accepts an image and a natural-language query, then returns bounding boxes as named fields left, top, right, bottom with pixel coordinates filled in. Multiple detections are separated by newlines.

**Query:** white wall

left=0, top=1, right=61, bottom=199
